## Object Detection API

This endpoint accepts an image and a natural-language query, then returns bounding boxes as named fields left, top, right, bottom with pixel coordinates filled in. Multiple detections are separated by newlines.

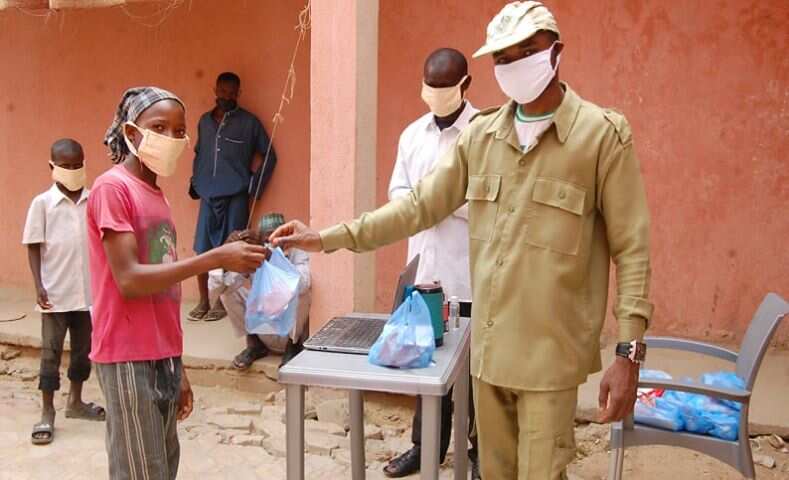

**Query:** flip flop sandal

left=232, top=346, right=268, bottom=370
left=31, top=422, right=54, bottom=445
left=202, top=306, right=227, bottom=322
left=187, top=305, right=209, bottom=322
left=65, top=402, right=106, bottom=421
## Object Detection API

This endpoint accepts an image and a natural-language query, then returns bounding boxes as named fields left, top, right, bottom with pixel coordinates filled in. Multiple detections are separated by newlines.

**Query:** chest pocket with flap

left=465, top=174, right=501, bottom=241
left=525, top=177, right=587, bottom=255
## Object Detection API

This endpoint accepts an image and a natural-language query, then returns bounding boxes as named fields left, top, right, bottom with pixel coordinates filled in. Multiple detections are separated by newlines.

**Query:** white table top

left=279, top=317, right=471, bottom=396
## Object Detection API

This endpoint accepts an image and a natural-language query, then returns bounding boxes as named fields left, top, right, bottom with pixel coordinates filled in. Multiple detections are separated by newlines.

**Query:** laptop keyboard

left=309, top=317, right=386, bottom=350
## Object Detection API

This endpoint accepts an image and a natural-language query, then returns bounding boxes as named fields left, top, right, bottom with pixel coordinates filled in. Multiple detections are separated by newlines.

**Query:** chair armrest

left=645, top=336, right=738, bottom=363
left=639, top=378, right=751, bottom=404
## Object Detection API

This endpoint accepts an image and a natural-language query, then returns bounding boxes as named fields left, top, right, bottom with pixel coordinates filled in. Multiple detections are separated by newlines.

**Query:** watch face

left=633, top=342, right=647, bottom=361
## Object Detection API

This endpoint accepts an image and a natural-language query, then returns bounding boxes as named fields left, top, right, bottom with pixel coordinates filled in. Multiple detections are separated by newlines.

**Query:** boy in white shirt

left=23, top=139, right=104, bottom=445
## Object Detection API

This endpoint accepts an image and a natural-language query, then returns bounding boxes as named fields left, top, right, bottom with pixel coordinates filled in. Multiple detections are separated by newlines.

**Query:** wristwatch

left=616, top=340, right=647, bottom=364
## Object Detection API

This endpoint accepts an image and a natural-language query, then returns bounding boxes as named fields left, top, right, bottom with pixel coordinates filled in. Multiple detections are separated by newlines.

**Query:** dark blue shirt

left=191, top=107, right=277, bottom=199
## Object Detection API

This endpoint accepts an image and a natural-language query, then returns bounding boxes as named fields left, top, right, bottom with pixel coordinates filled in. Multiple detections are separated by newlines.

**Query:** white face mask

left=123, top=122, right=189, bottom=177
left=50, top=162, right=86, bottom=192
left=494, top=42, right=560, bottom=104
left=421, top=75, right=468, bottom=117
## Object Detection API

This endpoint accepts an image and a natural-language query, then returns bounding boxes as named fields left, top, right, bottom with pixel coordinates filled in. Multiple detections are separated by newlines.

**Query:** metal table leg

left=349, top=390, right=366, bottom=480
left=420, top=394, right=442, bottom=479
left=286, top=384, right=305, bottom=480
left=453, top=358, right=470, bottom=479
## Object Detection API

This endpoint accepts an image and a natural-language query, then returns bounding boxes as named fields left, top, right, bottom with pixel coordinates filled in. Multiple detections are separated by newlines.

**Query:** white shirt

left=22, top=184, right=91, bottom=312
left=387, top=101, right=478, bottom=300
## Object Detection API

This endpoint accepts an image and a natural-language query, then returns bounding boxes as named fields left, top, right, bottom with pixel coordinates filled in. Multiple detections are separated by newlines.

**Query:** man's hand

left=225, top=230, right=246, bottom=244
left=269, top=220, right=323, bottom=252
left=36, top=287, right=52, bottom=310
left=177, top=370, right=194, bottom=421
left=597, top=356, right=639, bottom=423
left=214, top=242, right=270, bottom=274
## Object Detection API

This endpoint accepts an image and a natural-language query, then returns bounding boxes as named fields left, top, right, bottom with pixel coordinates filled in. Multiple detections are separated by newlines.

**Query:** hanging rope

left=246, top=0, right=311, bottom=229
left=119, top=0, right=183, bottom=28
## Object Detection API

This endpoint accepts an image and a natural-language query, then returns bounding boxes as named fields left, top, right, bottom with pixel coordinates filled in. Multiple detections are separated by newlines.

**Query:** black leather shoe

left=383, top=447, right=420, bottom=478
left=279, top=339, right=303, bottom=368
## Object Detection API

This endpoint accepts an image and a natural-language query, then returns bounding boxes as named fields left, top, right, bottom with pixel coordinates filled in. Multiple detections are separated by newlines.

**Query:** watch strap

left=616, top=341, right=647, bottom=363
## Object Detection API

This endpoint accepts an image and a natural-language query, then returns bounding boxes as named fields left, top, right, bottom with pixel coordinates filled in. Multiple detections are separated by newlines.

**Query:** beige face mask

left=50, top=162, right=86, bottom=192
left=123, top=122, right=189, bottom=177
left=421, top=75, right=468, bottom=118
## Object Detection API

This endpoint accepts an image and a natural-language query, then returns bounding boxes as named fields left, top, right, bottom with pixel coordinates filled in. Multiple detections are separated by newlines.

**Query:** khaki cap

left=473, top=1, right=560, bottom=58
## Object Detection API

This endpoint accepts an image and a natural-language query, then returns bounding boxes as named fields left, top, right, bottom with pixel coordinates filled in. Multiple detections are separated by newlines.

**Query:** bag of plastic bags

left=700, top=371, right=745, bottom=411
left=368, top=291, right=436, bottom=369
left=245, top=248, right=300, bottom=336
left=639, top=370, right=744, bottom=441
left=634, top=370, right=684, bottom=431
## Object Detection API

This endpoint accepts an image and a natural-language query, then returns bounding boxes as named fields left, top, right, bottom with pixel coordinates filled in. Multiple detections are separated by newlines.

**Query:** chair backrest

left=736, top=293, right=789, bottom=389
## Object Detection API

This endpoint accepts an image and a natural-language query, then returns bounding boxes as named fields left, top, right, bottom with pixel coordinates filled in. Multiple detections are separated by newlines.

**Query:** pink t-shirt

left=87, top=165, right=182, bottom=363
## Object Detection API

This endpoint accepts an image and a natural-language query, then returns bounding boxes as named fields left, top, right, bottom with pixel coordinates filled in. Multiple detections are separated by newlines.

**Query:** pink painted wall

left=0, top=0, right=311, bottom=300
left=308, top=0, right=378, bottom=332
left=375, top=0, right=789, bottom=344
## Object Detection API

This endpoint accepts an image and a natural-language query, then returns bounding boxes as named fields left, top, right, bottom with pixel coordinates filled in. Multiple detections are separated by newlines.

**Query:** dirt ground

left=1, top=349, right=787, bottom=479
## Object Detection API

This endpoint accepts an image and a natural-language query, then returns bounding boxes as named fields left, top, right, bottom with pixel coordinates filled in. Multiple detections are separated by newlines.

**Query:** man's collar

left=427, top=100, right=476, bottom=132
left=486, top=83, right=581, bottom=147
left=211, top=105, right=242, bottom=118
left=551, top=83, right=581, bottom=144
left=49, top=183, right=89, bottom=205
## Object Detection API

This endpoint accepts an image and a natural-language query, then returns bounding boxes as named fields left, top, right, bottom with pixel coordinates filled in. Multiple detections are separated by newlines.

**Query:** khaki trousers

left=473, top=377, right=577, bottom=480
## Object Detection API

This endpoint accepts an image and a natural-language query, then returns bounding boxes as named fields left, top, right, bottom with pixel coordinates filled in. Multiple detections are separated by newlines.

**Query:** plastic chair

left=608, top=292, right=789, bottom=479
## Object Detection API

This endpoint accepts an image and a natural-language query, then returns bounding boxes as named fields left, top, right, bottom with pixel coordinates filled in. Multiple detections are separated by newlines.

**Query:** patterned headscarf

left=103, top=86, right=185, bottom=163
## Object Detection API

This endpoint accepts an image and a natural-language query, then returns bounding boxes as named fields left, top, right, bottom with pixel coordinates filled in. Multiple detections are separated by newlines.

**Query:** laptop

left=303, top=254, right=420, bottom=355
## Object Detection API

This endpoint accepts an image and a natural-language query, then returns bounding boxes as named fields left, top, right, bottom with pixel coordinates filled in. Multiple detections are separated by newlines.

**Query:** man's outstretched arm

left=271, top=129, right=473, bottom=253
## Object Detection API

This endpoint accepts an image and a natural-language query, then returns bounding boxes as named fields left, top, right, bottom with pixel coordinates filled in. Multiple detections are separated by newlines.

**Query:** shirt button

left=496, top=259, right=504, bottom=266
left=509, top=207, right=515, bottom=213
left=558, top=190, right=566, bottom=199
left=486, top=321, right=494, bottom=327
left=518, top=159, right=526, bottom=167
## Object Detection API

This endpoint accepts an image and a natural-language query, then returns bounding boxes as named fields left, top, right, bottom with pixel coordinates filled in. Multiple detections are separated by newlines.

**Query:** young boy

left=90, top=86, right=268, bottom=479
left=22, top=138, right=105, bottom=446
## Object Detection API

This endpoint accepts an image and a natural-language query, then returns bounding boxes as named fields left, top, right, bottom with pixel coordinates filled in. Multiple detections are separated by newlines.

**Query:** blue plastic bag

left=707, top=411, right=740, bottom=441
left=635, top=397, right=685, bottom=431
left=662, top=374, right=742, bottom=440
left=700, top=371, right=745, bottom=411
left=634, top=370, right=684, bottom=431
left=368, top=291, right=435, bottom=369
left=245, top=248, right=301, bottom=337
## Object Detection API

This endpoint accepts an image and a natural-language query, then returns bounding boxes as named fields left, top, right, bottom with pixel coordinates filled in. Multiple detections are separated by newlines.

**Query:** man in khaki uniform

left=271, top=2, right=653, bottom=478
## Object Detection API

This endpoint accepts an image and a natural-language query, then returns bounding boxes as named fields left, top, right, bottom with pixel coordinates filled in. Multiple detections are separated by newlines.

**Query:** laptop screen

left=390, top=254, right=420, bottom=313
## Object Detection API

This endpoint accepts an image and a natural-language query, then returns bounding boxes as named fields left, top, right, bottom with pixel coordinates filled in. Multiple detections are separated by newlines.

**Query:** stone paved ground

left=1, top=349, right=788, bottom=479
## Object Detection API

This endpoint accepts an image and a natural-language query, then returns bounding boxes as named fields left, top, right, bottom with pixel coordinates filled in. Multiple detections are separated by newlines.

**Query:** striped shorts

left=96, top=358, right=182, bottom=480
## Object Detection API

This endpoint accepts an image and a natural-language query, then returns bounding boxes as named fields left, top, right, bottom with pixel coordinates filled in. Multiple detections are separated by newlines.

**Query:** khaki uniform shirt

left=321, top=85, right=653, bottom=390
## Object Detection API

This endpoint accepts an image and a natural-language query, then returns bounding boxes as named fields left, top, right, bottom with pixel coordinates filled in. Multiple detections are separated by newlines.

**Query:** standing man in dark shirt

left=188, top=72, right=277, bottom=322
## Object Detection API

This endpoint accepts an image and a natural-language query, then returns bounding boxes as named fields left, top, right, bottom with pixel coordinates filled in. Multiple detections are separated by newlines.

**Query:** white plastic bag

left=368, top=291, right=436, bottom=369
